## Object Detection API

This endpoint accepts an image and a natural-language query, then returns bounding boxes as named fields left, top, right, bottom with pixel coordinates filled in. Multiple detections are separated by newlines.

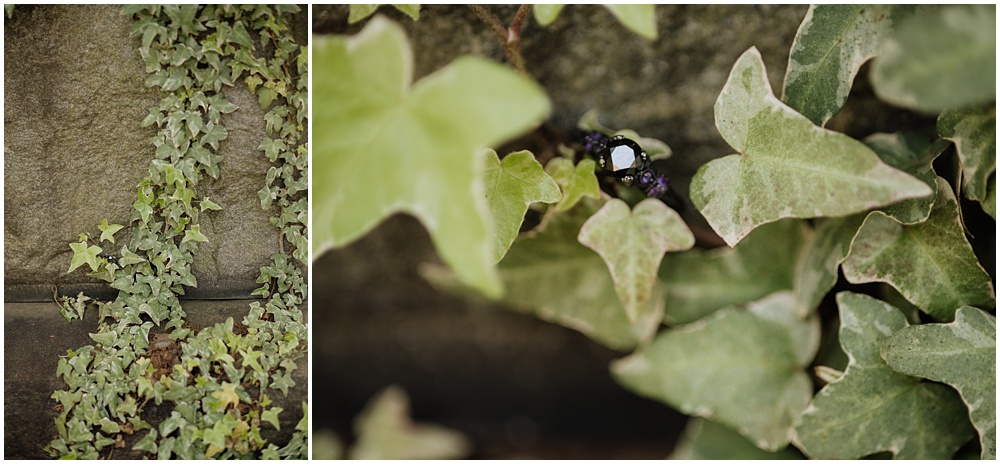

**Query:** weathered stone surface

left=3, top=5, right=297, bottom=300
left=4, top=300, right=308, bottom=459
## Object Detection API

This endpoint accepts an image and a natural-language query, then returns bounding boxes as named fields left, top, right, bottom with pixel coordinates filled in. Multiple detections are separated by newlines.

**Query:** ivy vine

left=50, top=5, right=308, bottom=459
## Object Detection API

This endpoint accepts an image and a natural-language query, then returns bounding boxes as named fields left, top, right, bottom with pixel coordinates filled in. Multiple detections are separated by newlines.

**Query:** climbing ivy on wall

left=51, top=5, right=308, bottom=459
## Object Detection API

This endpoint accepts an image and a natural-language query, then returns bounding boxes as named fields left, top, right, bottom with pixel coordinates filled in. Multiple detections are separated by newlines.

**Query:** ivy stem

left=469, top=4, right=531, bottom=76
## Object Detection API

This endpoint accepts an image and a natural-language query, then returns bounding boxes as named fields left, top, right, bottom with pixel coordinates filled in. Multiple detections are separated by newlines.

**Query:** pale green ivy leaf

left=69, top=242, right=102, bottom=273
left=262, top=407, right=283, bottom=431
left=612, top=291, right=819, bottom=451
left=482, top=149, right=561, bottom=263
left=864, top=133, right=947, bottom=224
left=793, top=292, right=975, bottom=459
left=545, top=157, right=600, bottom=212
left=313, top=17, right=550, bottom=298
left=578, top=198, right=694, bottom=322
left=349, top=385, right=470, bottom=460
left=871, top=5, right=995, bottom=113
left=534, top=4, right=565, bottom=26
left=489, top=198, right=664, bottom=351
left=603, top=5, right=657, bottom=40
left=938, top=103, right=996, bottom=203
left=881, top=306, right=996, bottom=459
left=391, top=4, right=420, bottom=21
left=670, top=418, right=805, bottom=460
left=349, top=5, right=419, bottom=24
left=98, top=218, right=124, bottom=244
left=692, top=47, right=931, bottom=246
left=782, top=5, right=913, bottom=126
left=199, top=198, right=221, bottom=212
left=843, top=178, right=996, bottom=320
left=984, top=174, right=997, bottom=219
left=791, top=214, right=866, bottom=316
left=181, top=224, right=208, bottom=244
left=660, top=219, right=808, bottom=325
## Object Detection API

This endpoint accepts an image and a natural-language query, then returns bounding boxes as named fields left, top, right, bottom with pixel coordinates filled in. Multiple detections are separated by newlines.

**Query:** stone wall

left=4, top=5, right=291, bottom=301
left=4, top=5, right=307, bottom=458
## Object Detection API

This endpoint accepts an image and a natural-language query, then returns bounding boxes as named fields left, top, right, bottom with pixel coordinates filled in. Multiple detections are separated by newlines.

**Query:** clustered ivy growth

left=51, top=5, right=308, bottom=459
left=317, top=4, right=995, bottom=460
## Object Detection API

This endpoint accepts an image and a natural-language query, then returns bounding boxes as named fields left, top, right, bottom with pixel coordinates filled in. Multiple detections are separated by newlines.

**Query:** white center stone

left=610, top=145, right=636, bottom=171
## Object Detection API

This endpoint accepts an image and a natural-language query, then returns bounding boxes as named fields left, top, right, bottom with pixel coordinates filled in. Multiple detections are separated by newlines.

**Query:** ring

left=579, top=131, right=683, bottom=210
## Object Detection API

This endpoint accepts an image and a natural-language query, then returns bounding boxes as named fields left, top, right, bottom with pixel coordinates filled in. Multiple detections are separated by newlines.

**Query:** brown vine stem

left=468, top=4, right=531, bottom=76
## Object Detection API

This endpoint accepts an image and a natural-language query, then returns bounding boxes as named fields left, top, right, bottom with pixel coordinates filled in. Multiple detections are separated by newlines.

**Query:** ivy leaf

left=199, top=198, right=221, bottom=212
left=793, top=292, right=975, bottom=459
left=871, top=5, right=996, bottom=113
left=985, top=174, right=997, bottom=219
left=692, top=47, right=931, bottom=246
left=545, top=157, right=600, bottom=212
left=660, top=219, right=808, bottom=324
left=482, top=149, right=561, bottom=263
left=671, top=418, right=805, bottom=460
left=98, top=218, right=124, bottom=244
left=843, top=178, right=996, bottom=320
left=262, top=407, right=283, bottom=430
left=199, top=122, right=228, bottom=150
left=181, top=224, right=208, bottom=244
left=881, top=307, right=996, bottom=459
left=603, top=5, right=657, bottom=40
left=313, top=17, right=550, bottom=297
left=579, top=198, right=693, bottom=322
left=863, top=133, right=947, bottom=224
left=349, top=385, right=470, bottom=460
left=349, top=5, right=420, bottom=24
left=534, top=4, right=565, bottom=26
left=938, top=104, right=996, bottom=203
left=611, top=291, right=819, bottom=451
left=423, top=199, right=664, bottom=351
left=391, top=4, right=420, bottom=21
left=782, top=5, right=912, bottom=126
left=790, top=214, right=865, bottom=315
left=69, top=241, right=102, bottom=273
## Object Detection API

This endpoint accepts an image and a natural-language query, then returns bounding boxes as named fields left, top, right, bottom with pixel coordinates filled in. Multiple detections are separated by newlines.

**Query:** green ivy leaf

left=181, top=224, right=208, bottom=244
left=660, top=220, right=808, bottom=324
left=985, top=174, right=997, bottom=219
left=843, top=178, right=996, bottom=320
left=671, top=418, right=805, bottom=460
left=199, top=198, right=221, bottom=212
left=693, top=47, right=931, bottom=246
left=349, top=5, right=419, bottom=23
left=611, top=291, right=819, bottom=451
left=793, top=292, right=975, bottom=459
left=262, top=407, right=283, bottom=431
left=422, top=199, right=663, bottom=351
left=603, top=5, right=657, bottom=40
left=938, top=104, right=996, bottom=203
left=98, top=218, right=124, bottom=244
left=534, top=4, right=565, bottom=26
left=313, top=17, right=550, bottom=298
left=349, top=386, right=470, bottom=459
left=782, top=5, right=912, bottom=126
left=863, top=133, right=947, bottom=224
left=790, top=214, right=865, bottom=315
left=579, top=198, right=693, bottom=322
left=545, top=157, right=600, bottom=212
left=871, top=5, right=996, bottom=113
left=482, top=149, right=561, bottom=263
left=392, top=4, right=420, bottom=21
left=69, top=241, right=102, bottom=273
left=881, top=306, right=996, bottom=459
